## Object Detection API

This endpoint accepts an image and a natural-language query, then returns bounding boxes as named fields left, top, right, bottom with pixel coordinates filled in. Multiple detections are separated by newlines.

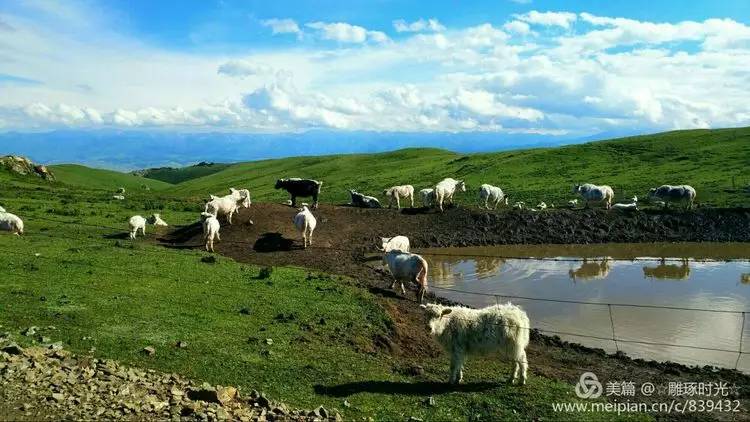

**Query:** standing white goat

left=421, top=303, right=530, bottom=385
left=383, top=185, right=415, bottom=209
left=478, top=184, right=507, bottom=210
left=434, top=178, right=466, bottom=211
left=293, top=205, right=317, bottom=249
left=205, top=189, right=251, bottom=225
left=383, top=250, right=429, bottom=303
left=128, top=215, right=147, bottom=239
left=381, top=235, right=410, bottom=253
left=200, top=212, right=221, bottom=252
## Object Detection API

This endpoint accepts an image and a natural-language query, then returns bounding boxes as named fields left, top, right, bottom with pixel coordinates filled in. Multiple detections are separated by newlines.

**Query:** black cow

left=275, top=178, right=323, bottom=209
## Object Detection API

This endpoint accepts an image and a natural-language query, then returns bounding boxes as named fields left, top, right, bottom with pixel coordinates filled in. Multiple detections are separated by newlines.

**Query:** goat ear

left=441, top=308, right=452, bottom=316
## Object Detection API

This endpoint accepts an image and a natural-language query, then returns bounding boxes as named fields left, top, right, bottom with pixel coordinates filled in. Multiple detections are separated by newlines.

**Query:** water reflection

left=642, top=258, right=691, bottom=280
left=418, top=243, right=750, bottom=372
left=569, top=258, right=611, bottom=282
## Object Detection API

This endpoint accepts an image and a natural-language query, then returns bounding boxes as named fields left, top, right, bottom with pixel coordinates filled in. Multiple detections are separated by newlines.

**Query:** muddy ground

left=161, top=204, right=750, bottom=420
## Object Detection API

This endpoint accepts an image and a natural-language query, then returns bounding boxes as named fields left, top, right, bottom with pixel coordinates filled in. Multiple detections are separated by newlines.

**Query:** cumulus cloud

left=515, top=11, right=577, bottom=29
left=1, top=5, right=749, bottom=135
left=306, top=21, right=389, bottom=43
left=503, top=20, right=532, bottom=35
left=261, top=18, right=301, bottom=35
left=217, top=60, right=273, bottom=78
left=393, top=18, right=445, bottom=33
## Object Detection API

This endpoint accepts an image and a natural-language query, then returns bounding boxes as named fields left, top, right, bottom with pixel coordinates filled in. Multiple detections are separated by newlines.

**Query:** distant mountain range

left=0, top=129, right=640, bottom=171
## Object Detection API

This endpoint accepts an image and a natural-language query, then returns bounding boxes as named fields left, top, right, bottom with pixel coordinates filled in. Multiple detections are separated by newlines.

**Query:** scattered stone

left=49, top=342, right=64, bottom=351
left=265, top=338, right=274, bottom=345
left=316, top=405, right=328, bottom=419
left=176, top=341, right=188, bottom=349
left=343, top=399, right=351, bottom=408
left=143, top=346, right=156, bottom=356
left=425, top=396, right=436, bottom=406
left=22, top=326, right=38, bottom=336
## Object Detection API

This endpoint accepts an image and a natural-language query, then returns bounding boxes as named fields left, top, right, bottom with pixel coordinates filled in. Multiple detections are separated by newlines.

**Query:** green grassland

left=49, top=164, right=172, bottom=192
left=166, top=127, right=750, bottom=207
left=0, top=172, right=640, bottom=421
left=1, top=127, right=744, bottom=419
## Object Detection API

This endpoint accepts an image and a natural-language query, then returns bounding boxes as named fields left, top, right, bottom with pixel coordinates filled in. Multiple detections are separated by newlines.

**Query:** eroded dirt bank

left=160, top=204, right=750, bottom=421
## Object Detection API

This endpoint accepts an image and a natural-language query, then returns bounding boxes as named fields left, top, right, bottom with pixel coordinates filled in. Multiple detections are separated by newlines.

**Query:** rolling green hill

left=49, top=164, right=172, bottom=191
left=169, top=127, right=750, bottom=207
left=133, top=162, right=230, bottom=184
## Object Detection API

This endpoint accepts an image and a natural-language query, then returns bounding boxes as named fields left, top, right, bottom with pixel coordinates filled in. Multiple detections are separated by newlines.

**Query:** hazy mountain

left=0, top=129, right=638, bottom=171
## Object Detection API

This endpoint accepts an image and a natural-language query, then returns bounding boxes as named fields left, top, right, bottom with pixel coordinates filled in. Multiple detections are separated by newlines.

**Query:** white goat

left=205, top=190, right=251, bottom=225
left=421, top=303, right=530, bottom=385
left=148, top=213, right=169, bottom=226
left=383, top=250, right=428, bottom=303
left=128, top=215, right=147, bottom=240
left=200, top=212, right=221, bottom=252
left=420, top=188, right=436, bottom=208
left=0, top=212, right=24, bottom=235
left=478, top=184, right=507, bottom=210
left=381, top=235, right=410, bottom=253
left=293, top=205, right=317, bottom=249
left=434, top=178, right=466, bottom=211
left=383, top=185, right=415, bottom=209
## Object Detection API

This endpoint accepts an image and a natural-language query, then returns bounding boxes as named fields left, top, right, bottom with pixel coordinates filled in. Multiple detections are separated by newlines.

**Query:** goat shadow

left=103, top=232, right=131, bottom=240
left=314, top=381, right=500, bottom=397
left=254, top=232, right=294, bottom=252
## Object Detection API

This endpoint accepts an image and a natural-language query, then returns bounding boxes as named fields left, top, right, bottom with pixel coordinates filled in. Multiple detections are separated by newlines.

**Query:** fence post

left=608, top=304, right=619, bottom=352
left=735, top=312, right=746, bottom=370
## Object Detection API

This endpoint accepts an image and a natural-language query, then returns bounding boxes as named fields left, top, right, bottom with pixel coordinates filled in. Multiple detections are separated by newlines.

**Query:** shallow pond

left=416, top=243, right=750, bottom=372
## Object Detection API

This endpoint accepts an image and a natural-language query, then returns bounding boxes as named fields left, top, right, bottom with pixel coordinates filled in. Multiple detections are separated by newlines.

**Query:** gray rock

left=2, top=343, right=23, bottom=355
left=143, top=346, right=156, bottom=356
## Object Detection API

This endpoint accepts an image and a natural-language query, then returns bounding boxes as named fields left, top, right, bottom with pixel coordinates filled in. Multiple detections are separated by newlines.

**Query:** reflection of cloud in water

left=642, top=258, right=690, bottom=280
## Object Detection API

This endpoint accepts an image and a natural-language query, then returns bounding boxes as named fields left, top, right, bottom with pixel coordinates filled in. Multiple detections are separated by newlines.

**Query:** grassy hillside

left=134, top=162, right=230, bottom=184
left=169, top=127, right=750, bottom=207
left=0, top=161, right=630, bottom=421
left=49, top=164, right=172, bottom=191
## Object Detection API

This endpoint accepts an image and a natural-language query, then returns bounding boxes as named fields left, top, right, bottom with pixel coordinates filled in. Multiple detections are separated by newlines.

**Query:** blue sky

left=1, top=0, right=749, bottom=137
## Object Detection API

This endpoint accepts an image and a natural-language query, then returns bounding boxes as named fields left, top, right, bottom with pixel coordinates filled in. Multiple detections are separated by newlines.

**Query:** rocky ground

left=0, top=337, right=341, bottom=421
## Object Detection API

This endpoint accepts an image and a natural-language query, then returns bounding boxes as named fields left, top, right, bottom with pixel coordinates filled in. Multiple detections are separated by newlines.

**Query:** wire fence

left=3, top=214, right=750, bottom=370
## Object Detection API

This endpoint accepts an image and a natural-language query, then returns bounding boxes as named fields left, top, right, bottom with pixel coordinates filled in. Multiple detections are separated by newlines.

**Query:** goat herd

left=0, top=179, right=698, bottom=385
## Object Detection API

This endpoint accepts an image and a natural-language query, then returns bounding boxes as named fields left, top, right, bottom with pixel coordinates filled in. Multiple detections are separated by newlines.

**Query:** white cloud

left=503, top=20, right=532, bottom=35
left=393, top=18, right=445, bottom=33
left=261, top=18, right=301, bottom=35
left=306, top=22, right=389, bottom=44
left=217, top=60, right=273, bottom=78
left=515, top=11, right=577, bottom=29
left=1, top=5, right=749, bottom=136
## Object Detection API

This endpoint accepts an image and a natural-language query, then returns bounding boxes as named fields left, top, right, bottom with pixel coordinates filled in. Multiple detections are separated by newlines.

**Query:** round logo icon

left=575, top=372, right=603, bottom=399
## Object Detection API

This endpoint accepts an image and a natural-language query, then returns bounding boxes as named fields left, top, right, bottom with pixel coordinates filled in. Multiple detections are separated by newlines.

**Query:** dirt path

left=160, top=204, right=750, bottom=420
